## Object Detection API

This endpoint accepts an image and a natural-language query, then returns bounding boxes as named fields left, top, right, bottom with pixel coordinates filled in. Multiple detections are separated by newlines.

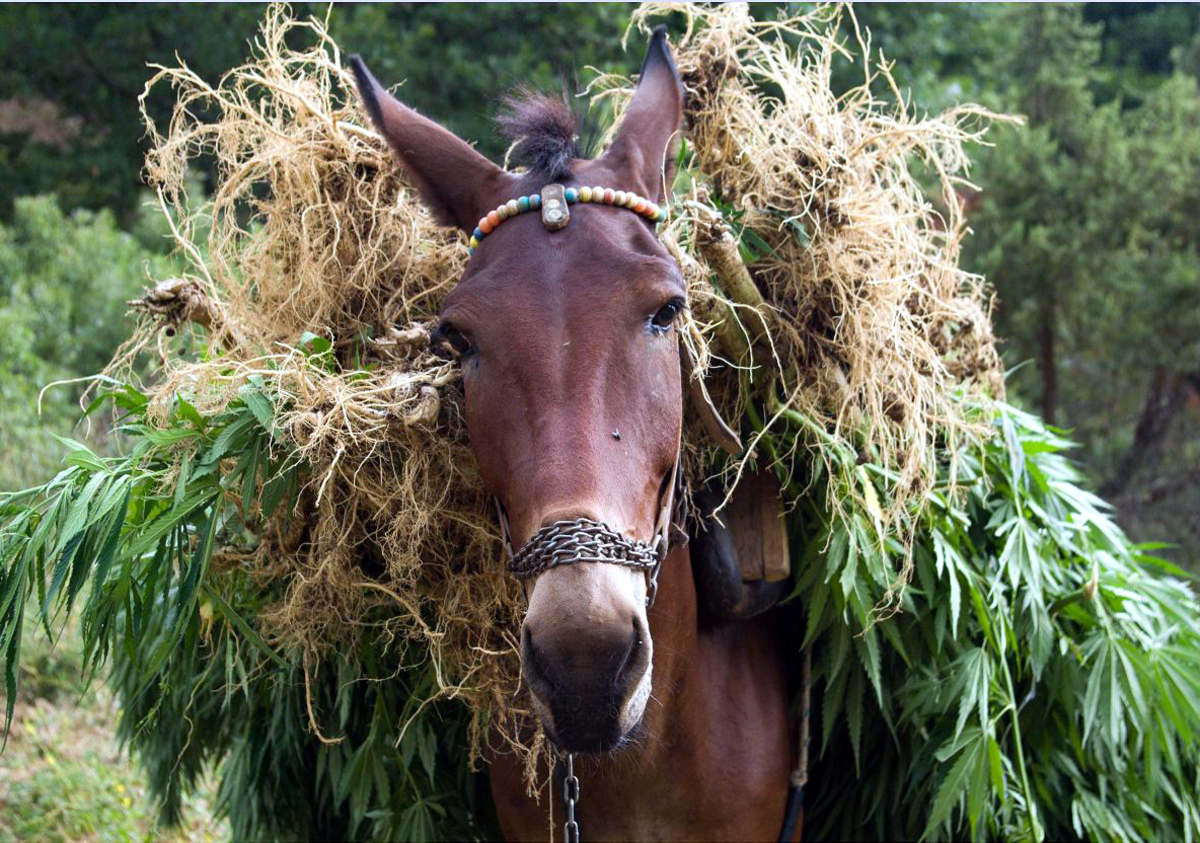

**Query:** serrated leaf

left=204, top=583, right=289, bottom=668
left=50, top=435, right=108, bottom=472
left=2, top=597, right=24, bottom=747
left=988, top=736, right=1005, bottom=798
left=175, top=396, right=206, bottom=430
left=924, top=735, right=979, bottom=839
left=802, top=577, right=829, bottom=648
left=239, top=388, right=276, bottom=433
left=821, top=659, right=848, bottom=755
left=847, top=668, right=864, bottom=774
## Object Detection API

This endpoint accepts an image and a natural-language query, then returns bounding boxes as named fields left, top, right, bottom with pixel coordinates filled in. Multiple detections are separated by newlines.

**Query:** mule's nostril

left=614, top=617, right=644, bottom=688
left=521, top=626, right=548, bottom=687
left=519, top=612, right=652, bottom=753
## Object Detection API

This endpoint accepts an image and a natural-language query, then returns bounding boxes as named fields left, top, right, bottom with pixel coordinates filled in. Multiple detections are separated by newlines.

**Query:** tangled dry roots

left=126, top=6, right=526, bottom=760
left=623, top=3, right=1008, bottom=589
left=118, top=2, right=1007, bottom=763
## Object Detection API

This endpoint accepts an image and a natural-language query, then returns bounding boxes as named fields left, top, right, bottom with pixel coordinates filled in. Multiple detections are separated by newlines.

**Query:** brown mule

left=352, top=27, right=796, bottom=842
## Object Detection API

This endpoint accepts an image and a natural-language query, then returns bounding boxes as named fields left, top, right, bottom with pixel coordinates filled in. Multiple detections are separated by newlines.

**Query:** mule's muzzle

left=522, top=615, right=650, bottom=752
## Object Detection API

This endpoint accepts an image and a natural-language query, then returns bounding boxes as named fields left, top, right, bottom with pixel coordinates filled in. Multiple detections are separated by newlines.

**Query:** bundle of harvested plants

left=2, top=4, right=1198, bottom=841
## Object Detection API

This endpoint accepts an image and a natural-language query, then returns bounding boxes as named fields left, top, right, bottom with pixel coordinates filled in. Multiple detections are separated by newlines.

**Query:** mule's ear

left=601, top=26, right=684, bottom=203
left=349, top=55, right=514, bottom=231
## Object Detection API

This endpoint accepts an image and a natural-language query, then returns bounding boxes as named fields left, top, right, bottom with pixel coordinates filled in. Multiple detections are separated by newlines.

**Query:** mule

left=352, top=28, right=798, bottom=842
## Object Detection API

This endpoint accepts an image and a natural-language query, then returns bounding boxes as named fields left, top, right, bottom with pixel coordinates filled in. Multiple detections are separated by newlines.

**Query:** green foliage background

left=0, top=196, right=173, bottom=491
left=1, top=4, right=1199, bottom=842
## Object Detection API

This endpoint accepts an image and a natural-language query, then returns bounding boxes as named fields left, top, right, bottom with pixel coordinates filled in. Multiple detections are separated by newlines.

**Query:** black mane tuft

left=496, top=90, right=580, bottom=181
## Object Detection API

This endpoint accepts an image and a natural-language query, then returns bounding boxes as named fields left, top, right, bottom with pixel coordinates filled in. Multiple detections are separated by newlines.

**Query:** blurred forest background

left=0, top=3, right=1197, bottom=836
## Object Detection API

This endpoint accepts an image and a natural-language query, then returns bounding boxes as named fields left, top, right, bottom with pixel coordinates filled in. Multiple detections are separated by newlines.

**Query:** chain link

left=563, top=752, right=580, bottom=843
left=509, top=517, right=660, bottom=580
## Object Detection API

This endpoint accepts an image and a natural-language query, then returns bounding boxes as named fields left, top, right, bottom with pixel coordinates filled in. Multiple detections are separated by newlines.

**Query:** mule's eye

left=433, top=322, right=474, bottom=358
left=650, top=298, right=685, bottom=333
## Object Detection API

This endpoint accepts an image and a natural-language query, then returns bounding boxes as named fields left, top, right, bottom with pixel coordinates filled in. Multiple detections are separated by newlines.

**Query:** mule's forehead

left=444, top=206, right=682, bottom=314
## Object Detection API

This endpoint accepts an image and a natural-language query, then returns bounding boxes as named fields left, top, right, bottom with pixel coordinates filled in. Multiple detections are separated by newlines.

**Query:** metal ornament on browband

left=468, top=183, right=668, bottom=256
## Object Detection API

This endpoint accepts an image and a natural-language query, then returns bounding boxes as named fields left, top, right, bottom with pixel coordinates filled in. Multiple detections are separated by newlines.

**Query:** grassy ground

left=0, top=614, right=225, bottom=843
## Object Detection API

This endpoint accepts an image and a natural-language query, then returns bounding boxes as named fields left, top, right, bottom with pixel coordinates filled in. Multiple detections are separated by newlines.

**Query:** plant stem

left=770, top=402, right=857, bottom=465
left=744, top=401, right=804, bottom=500
left=997, top=639, right=1040, bottom=842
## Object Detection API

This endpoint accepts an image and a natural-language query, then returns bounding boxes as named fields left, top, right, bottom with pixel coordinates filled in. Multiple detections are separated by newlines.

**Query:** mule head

left=353, top=28, right=685, bottom=752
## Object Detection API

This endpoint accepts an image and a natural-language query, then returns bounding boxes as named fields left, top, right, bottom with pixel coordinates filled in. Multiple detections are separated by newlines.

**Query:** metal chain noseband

left=508, top=516, right=664, bottom=583
left=563, top=752, right=580, bottom=843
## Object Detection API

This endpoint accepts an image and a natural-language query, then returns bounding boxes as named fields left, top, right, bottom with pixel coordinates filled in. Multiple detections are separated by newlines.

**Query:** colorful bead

left=468, top=247, right=475, bottom=256
left=470, top=186, right=670, bottom=259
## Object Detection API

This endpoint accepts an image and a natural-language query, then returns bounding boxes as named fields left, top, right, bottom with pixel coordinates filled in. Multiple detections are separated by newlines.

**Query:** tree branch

left=1100, top=366, right=1190, bottom=499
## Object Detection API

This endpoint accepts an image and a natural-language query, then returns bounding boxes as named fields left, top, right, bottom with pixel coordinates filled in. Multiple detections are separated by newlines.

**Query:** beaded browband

left=469, top=183, right=667, bottom=256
